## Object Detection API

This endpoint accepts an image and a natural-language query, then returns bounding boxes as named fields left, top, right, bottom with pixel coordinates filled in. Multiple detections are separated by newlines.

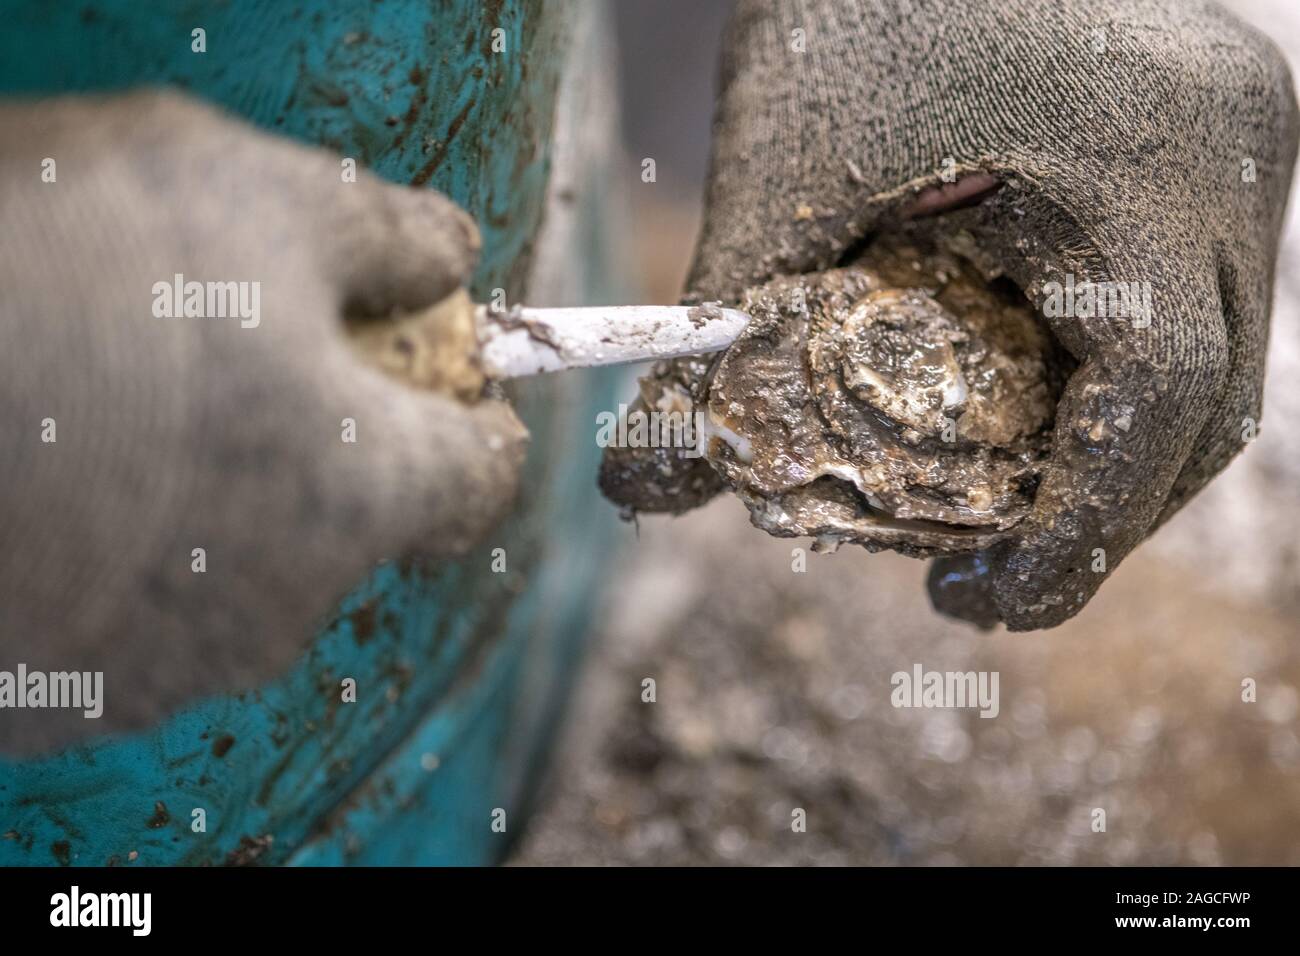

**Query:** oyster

left=599, top=222, right=1073, bottom=558
left=702, top=227, right=1069, bottom=556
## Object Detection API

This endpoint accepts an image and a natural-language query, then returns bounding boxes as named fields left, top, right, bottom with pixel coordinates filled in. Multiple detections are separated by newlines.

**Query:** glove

left=0, top=89, right=527, bottom=755
left=603, top=0, right=1298, bottom=631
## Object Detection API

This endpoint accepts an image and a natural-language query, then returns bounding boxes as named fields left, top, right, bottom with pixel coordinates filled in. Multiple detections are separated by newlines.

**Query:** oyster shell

left=701, top=227, right=1069, bottom=557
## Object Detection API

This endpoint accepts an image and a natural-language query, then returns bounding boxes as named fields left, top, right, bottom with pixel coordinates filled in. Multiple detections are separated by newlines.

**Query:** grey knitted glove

left=0, top=90, right=526, bottom=755
left=603, top=0, right=1298, bottom=631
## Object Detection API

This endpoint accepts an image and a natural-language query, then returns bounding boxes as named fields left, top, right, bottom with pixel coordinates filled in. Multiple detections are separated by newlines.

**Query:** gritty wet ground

left=512, top=494, right=1300, bottom=865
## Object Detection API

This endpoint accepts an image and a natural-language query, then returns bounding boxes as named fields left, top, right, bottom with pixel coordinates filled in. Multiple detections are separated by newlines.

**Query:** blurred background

left=513, top=0, right=1300, bottom=865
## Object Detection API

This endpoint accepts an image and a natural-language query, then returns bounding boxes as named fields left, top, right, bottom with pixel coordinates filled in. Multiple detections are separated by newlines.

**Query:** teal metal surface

left=0, top=0, right=620, bottom=865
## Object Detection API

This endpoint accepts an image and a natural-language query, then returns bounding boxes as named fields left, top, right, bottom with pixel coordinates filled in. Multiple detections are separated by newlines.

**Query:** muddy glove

left=0, top=90, right=526, bottom=755
left=605, top=0, right=1298, bottom=630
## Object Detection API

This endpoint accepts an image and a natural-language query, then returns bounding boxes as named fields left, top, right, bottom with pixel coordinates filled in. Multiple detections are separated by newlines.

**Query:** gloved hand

left=0, top=89, right=527, bottom=755
left=605, top=0, right=1298, bottom=630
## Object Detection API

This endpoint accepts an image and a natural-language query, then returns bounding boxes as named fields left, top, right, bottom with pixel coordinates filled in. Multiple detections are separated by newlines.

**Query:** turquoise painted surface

left=0, top=0, right=619, bottom=865
left=0, top=0, right=559, bottom=292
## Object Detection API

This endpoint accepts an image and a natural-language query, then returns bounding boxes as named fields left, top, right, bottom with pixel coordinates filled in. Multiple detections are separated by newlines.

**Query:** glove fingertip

left=927, top=552, right=1002, bottom=630
left=987, top=530, right=1102, bottom=632
left=330, top=178, right=481, bottom=318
